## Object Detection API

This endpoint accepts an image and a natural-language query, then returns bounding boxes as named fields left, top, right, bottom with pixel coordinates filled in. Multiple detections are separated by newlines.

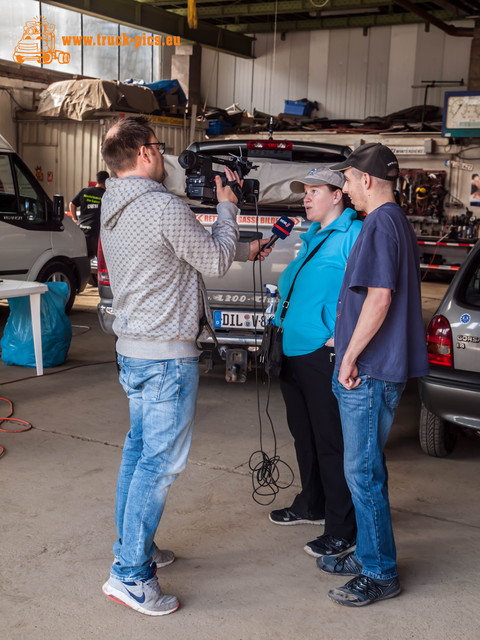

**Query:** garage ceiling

left=161, top=0, right=480, bottom=33
left=45, top=0, right=480, bottom=58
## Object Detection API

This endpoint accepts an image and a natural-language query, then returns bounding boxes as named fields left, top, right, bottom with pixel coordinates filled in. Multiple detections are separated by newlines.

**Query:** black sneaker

left=328, top=575, right=401, bottom=607
left=304, top=534, right=355, bottom=558
left=317, top=551, right=362, bottom=576
left=269, top=507, right=325, bottom=526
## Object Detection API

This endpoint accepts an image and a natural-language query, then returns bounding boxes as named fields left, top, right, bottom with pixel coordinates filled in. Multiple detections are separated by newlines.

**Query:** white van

left=0, top=134, right=89, bottom=311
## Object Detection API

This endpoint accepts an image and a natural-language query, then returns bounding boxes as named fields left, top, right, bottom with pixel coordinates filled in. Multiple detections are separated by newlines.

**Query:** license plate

left=213, top=310, right=266, bottom=330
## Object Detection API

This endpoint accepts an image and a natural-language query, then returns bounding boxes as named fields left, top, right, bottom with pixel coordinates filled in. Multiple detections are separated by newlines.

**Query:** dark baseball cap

left=330, top=143, right=399, bottom=181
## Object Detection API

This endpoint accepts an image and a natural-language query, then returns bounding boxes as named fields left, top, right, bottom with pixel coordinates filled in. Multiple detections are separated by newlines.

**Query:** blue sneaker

left=103, top=563, right=179, bottom=616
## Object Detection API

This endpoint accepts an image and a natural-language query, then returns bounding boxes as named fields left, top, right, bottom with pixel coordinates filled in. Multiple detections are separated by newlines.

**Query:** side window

left=463, top=259, right=480, bottom=308
left=0, top=154, right=17, bottom=213
left=14, top=160, right=46, bottom=223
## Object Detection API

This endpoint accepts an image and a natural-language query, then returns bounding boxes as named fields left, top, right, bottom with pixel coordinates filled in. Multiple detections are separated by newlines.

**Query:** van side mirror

left=53, top=194, right=65, bottom=223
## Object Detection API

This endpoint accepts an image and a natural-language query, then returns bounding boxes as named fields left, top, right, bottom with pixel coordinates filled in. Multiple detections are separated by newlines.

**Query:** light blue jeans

left=111, top=354, right=199, bottom=581
left=332, top=372, right=405, bottom=581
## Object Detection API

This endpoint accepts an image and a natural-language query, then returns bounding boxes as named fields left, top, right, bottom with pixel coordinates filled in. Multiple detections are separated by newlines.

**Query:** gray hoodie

left=101, top=176, right=244, bottom=360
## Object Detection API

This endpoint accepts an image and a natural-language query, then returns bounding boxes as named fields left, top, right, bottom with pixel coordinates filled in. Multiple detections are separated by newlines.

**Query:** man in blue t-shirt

left=315, top=143, right=429, bottom=607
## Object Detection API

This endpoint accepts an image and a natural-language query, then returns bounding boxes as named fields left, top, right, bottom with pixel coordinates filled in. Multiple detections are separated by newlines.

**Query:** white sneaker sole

left=304, top=543, right=356, bottom=559
left=269, top=515, right=325, bottom=526
left=102, top=581, right=179, bottom=616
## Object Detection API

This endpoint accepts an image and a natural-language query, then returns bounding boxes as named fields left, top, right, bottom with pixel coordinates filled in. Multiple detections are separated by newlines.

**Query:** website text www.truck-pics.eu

left=61, top=33, right=181, bottom=49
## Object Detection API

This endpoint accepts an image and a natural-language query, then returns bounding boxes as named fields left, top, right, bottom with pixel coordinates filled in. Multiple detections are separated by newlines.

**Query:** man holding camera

left=317, top=143, right=429, bottom=607
left=99, top=116, right=268, bottom=616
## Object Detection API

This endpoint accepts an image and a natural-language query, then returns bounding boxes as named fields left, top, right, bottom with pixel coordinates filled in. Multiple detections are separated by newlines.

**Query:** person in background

left=317, top=143, right=429, bottom=607
left=69, top=170, right=109, bottom=257
left=269, top=167, right=361, bottom=561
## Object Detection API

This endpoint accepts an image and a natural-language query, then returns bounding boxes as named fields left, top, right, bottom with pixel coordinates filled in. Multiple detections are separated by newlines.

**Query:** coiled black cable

left=249, top=199, right=294, bottom=505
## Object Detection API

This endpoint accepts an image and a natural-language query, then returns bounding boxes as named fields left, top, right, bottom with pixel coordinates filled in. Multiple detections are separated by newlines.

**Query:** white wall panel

left=364, top=26, right=391, bottom=118
left=413, top=24, right=446, bottom=107
left=325, top=30, right=349, bottom=118
left=308, top=30, right=330, bottom=117
left=267, top=34, right=291, bottom=114
left=441, top=20, right=474, bottom=105
left=234, top=55, right=254, bottom=112
left=251, top=34, right=270, bottom=114
left=345, top=30, right=369, bottom=119
left=216, top=52, right=236, bottom=109
left=287, top=30, right=310, bottom=103
left=201, top=47, right=219, bottom=107
left=386, top=24, right=417, bottom=114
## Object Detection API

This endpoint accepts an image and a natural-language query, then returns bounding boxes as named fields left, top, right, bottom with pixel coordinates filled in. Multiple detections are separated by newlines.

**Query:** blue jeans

left=111, top=354, right=199, bottom=581
left=332, top=373, right=405, bottom=581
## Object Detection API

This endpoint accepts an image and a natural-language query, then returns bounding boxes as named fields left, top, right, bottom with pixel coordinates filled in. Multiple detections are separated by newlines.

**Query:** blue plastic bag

left=0, top=282, right=72, bottom=368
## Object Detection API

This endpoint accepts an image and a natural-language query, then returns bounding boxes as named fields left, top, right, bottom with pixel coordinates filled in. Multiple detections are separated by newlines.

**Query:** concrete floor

left=1, top=282, right=479, bottom=640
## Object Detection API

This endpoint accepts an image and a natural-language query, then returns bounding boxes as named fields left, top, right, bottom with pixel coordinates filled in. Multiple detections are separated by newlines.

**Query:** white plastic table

left=0, top=279, right=48, bottom=376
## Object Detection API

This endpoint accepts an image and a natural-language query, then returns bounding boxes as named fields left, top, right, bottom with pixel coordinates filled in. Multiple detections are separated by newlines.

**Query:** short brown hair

left=101, top=116, right=155, bottom=174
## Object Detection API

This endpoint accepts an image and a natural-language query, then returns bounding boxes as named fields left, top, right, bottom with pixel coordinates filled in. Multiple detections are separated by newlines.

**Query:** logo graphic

left=460, top=313, right=471, bottom=324
left=13, top=16, right=70, bottom=65
left=124, top=587, right=146, bottom=604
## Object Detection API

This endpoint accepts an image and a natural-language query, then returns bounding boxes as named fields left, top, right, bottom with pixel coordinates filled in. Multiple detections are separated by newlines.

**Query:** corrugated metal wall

left=17, top=117, right=206, bottom=201
left=203, top=20, right=473, bottom=119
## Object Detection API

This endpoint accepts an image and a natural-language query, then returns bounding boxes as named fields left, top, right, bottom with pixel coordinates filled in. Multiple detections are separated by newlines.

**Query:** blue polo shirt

left=334, top=202, right=429, bottom=383
left=275, top=208, right=362, bottom=357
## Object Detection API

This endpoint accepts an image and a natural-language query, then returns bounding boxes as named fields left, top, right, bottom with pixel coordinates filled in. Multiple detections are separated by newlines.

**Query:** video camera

left=178, top=149, right=260, bottom=205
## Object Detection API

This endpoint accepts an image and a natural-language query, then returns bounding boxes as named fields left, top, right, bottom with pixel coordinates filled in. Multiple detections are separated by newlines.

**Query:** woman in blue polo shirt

left=269, top=167, right=362, bottom=561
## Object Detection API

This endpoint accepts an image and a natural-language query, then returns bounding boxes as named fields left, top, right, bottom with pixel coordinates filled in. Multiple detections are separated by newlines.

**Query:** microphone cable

left=249, top=201, right=294, bottom=505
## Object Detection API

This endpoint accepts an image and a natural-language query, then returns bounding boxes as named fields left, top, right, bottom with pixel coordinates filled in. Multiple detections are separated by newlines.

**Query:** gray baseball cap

left=290, top=166, right=345, bottom=193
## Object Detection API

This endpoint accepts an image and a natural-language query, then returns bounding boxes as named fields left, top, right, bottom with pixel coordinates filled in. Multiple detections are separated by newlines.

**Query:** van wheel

left=419, top=403, right=457, bottom=457
left=37, top=262, right=77, bottom=314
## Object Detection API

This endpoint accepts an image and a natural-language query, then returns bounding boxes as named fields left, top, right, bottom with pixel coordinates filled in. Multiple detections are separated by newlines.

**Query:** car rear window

left=459, top=251, right=480, bottom=308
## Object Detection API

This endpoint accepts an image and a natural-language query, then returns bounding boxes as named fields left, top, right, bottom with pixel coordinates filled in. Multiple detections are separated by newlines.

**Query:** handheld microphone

left=262, top=216, right=295, bottom=251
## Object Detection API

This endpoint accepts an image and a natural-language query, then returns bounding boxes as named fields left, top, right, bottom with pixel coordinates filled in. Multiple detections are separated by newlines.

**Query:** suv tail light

left=97, top=238, right=110, bottom=287
left=426, top=315, right=453, bottom=367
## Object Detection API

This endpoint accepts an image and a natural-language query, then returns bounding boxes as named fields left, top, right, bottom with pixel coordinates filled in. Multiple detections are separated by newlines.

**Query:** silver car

left=419, top=240, right=480, bottom=456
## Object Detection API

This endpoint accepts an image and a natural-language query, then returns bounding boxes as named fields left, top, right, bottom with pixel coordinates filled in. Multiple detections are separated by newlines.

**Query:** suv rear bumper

left=419, top=368, right=480, bottom=431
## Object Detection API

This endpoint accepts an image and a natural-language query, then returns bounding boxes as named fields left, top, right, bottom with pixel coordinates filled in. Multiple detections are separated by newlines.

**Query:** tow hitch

left=224, top=348, right=248, bottom=383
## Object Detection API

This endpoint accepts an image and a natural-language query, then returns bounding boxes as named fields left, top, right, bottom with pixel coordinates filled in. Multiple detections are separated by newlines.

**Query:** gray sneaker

left=103, top=563, right=179, bottom=616
left=153, top=544, right=175, bottom=568
left=328, top=575, right=401, bottom=607
left=114, top=544, right=175, bottom=569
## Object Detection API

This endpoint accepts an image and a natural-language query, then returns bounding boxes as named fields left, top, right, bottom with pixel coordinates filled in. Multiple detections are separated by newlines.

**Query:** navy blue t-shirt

left=334, top=202, right=429, bottom=383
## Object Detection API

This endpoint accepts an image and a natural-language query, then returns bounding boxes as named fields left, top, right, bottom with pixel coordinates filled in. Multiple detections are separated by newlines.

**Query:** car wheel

left=419, top=403, right=457, bottom=457
left=37, top=261, right=77, bottom=314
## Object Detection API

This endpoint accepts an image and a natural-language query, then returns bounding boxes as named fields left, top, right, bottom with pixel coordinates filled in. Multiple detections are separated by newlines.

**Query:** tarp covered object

left=37, top=79, right=159, bottom=120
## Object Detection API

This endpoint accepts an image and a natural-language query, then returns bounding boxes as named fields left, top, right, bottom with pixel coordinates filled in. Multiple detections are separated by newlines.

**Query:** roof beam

left=394, top=0, right=474, bottom=36
left=42, top=0, right=254, bottom=57
left=226, top=9, right=464, bottom=33
left=168, top=0, right=389, bottom=19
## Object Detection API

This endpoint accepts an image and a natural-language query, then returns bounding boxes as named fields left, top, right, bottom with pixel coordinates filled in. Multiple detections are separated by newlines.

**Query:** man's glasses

left=141, top=142, right=165, bottom=155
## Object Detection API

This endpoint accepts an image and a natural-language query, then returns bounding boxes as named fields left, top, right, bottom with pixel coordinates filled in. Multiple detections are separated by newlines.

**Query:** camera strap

left=225, top=180, right=243, bottom=202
